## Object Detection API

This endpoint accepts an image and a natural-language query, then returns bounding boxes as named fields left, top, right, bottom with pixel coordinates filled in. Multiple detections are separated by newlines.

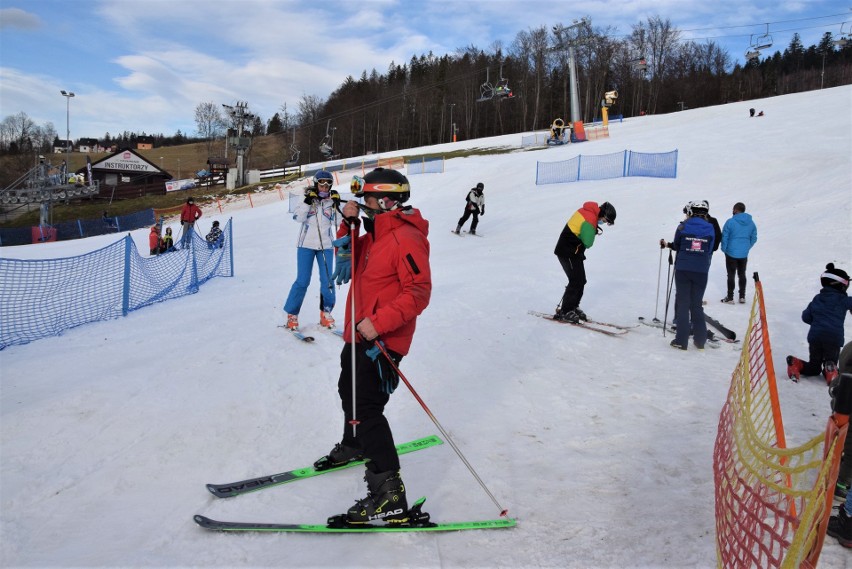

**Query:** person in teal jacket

left=720, top=202, right=758, bottom=303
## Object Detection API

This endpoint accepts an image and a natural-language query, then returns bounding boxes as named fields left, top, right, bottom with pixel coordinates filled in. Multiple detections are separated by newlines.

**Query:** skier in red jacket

left=313, top=168, right=431, bottom=525
left=179, top=197, right=202, bottom=248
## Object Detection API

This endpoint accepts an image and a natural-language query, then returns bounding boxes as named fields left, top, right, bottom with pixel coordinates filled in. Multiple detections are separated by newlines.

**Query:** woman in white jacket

left=283, top=170, right=340, bottom=330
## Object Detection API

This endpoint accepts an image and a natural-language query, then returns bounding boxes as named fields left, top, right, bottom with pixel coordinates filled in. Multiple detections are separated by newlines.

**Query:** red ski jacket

left=337, top=207, right=431, bottom=356
left=180, top=203, right=202, bottom=223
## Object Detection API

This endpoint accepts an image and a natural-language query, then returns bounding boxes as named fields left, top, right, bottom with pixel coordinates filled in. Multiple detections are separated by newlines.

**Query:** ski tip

left=194, top=514, right=212, bottom=526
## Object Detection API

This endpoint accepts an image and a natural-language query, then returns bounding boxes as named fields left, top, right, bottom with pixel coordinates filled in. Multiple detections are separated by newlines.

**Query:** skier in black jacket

left=453, top=183, right=485, bottom=235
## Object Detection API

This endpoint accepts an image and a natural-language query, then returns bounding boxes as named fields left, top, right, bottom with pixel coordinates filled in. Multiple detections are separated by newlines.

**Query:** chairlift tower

left=553, top=19, right=588, bottom=125
left=222, top=101, right=255, bottom=188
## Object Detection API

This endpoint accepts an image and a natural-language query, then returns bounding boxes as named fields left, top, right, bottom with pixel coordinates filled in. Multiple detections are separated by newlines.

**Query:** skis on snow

left=206, top=435, right=443, bottom=499
left=194, top=497, right=515, bottom=533
left=704, top=314, right=737, bottom=341
left=638, top=316, right=739, bottom=345
left=528, top=310, right=630, bottom=337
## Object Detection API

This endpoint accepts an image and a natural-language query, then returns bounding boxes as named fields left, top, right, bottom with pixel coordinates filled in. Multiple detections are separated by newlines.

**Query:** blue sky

left=1, top=0, right=849, bottom=140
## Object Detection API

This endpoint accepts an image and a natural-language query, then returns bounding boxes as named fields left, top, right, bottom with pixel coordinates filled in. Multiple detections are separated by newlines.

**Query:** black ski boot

left=345, top=469, right=408, bottom=524
left=313, top=443, right=364, bottom=471
left=554, top=309, right=581, bottom=324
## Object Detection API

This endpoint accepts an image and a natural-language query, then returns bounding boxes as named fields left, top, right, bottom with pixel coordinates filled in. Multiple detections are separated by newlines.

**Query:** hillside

left=1, top=85, right=850, bottom=568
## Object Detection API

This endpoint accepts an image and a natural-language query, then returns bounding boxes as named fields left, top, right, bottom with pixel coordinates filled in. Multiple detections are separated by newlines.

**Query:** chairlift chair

left=477, top=68, right=494, bottom=102
left=494, top=63, right=514, bottom=99
left=750, top=25, right=773, bottom=52
left=318, top=120, right=335, bottom=159
left=284, top=128, right=300, bottom=166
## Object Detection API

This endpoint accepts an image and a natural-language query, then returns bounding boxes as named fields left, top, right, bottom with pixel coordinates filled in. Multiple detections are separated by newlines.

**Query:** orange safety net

left=713, top=278, right=846, bottom=568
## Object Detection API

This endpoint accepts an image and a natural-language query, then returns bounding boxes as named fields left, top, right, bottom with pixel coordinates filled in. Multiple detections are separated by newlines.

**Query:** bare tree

left=194, top=102, right=225, bottom=157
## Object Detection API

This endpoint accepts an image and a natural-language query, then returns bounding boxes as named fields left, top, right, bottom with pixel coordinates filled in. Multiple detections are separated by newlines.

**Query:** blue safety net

left=536, top=150, right=678, bottom=185
left=0, top=219, right=233, bottom=349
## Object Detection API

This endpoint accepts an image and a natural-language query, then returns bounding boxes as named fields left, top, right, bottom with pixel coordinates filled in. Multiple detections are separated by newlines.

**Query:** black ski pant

left=798, top=340, right=841, bottom=377
left=557, top=255, right=586, bottom=312
left=724, top=255, right=748, bottom=299
left=457, top=208, right=479, bottom=232
left=337, top=342, right=403, bottom=473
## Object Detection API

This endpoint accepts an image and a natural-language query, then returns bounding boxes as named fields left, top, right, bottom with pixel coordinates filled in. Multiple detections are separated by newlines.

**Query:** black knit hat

left=821, top=263, right=850, bottom=291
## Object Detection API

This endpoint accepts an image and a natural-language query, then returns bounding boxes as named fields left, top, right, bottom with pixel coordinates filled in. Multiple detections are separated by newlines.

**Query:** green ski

left=194, top=498, right=516, bottom=533
left=206, top=435, right=443, bottom=499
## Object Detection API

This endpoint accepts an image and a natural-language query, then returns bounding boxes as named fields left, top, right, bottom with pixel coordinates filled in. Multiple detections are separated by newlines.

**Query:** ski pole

left=348, top=216, right=359, bottom=437
left=653, top=245, right=664, bottom=322
left=312, top=200, right=335, bottom=296
left=372, top=340, right=509, bottom=518
left=662, top=248, right=675, bottom=337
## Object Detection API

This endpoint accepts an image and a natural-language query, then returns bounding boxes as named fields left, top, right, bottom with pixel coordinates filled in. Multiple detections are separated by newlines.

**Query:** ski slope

left=1, top=85, right=851, bottom=568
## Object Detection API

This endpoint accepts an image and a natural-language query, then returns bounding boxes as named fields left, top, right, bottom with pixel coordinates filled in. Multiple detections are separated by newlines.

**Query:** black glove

left=304, top=189, right=319, bottom=205
left=330, top=190, right=341, bottom=206
left=481, top=205, right=485, bottom=216
left=364, top=341, right=400, bottom=394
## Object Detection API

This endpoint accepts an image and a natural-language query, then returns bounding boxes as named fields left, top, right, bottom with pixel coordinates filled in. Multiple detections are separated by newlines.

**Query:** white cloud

left=0, top=7, right=41, bottom=30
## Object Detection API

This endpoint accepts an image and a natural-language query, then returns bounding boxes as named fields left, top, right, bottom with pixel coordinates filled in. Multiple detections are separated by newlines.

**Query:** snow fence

left=535, top=149, right=678, bottom=184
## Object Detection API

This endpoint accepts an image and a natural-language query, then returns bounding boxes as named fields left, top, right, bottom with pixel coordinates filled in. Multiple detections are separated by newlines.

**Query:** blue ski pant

left=674, top=270, right=708, bottom=348
left=283, top=247, right=335, bottom=315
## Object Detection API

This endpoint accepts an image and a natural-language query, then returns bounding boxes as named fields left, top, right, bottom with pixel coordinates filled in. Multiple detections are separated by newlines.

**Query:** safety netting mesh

left=0, top=219, right=233, bottom=349
left=713, top=280, right=843, bottom=568
left=535, top=150, right=677, bottom=185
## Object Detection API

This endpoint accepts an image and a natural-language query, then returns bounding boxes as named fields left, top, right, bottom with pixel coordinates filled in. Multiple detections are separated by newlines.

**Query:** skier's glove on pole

left=330, top=190, right=341, bottom=207
left=304, top=189, right=319, bottom=205
left=364, top=340, right=400, bottom=394
left=660, top=239, right=671, bottom=249
left=331, top=235, right=352, bottom=285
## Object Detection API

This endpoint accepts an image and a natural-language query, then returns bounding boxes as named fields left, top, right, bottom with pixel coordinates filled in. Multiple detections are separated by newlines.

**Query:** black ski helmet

left=476, top=182, right=484, bottom=190
left=355, top=168, right=410, bottom=204
left=821, top=263, right=850, bottom=292
left=212, top=220, right=219, bottom=227
left=599, top=201, right=616, bottom=225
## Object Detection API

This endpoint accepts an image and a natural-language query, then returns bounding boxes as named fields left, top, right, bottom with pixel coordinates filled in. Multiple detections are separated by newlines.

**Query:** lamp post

left=449, top=103, right=455, bottom=143
left=60, top=90, right=75, bottom=154
left=178, top=158, right=181, bottom=179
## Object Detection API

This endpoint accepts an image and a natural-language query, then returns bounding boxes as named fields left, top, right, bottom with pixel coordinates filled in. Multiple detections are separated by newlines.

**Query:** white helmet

left=687, top=200, right=709, bottom=216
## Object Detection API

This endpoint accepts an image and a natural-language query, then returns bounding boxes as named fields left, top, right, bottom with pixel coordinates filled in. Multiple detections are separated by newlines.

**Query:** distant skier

left=720, top=202, right=758, bottom=303
left=786, top=263, right=852, bottom=383
left=661, top=200, right=715, bottom=350
left=205, top=220, right=223, bottom=249
left=453, top=182, right=485, bottom=235
left=179, top=197, right=202, bottom=248
left=553, top=201, right=616, bottom=323
left=149, top=226, right=161, bottom=256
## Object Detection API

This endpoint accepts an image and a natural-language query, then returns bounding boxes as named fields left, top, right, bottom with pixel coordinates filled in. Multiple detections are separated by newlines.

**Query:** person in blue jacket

left=720, top=202, right=758, bottom=303
left=661, top=200, right=715, bottom=351
left=787, top=263, right=852, bottom=383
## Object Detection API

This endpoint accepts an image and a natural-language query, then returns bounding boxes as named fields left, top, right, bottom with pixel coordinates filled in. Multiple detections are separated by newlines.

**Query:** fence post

left=122, top=235, right=132, bottom=316
left=228, top=218, right=234, bottom=276
left=190, top=230, right=199, bottom=293
left=577, top=155, right=582, bottom=181
left=624, top=150, right=630, bottom=178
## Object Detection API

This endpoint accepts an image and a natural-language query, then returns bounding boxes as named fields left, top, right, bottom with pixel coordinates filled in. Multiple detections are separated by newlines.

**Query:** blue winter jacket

left=802, top=287, right=852, bottom=346
left=672, top=217, right=715, bottom=274
left=721, top=213, right=757, bottom=259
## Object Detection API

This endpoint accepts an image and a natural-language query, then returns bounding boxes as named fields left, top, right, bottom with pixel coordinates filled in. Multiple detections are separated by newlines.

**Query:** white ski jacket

left=292, top=199, right=337, bottom=250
